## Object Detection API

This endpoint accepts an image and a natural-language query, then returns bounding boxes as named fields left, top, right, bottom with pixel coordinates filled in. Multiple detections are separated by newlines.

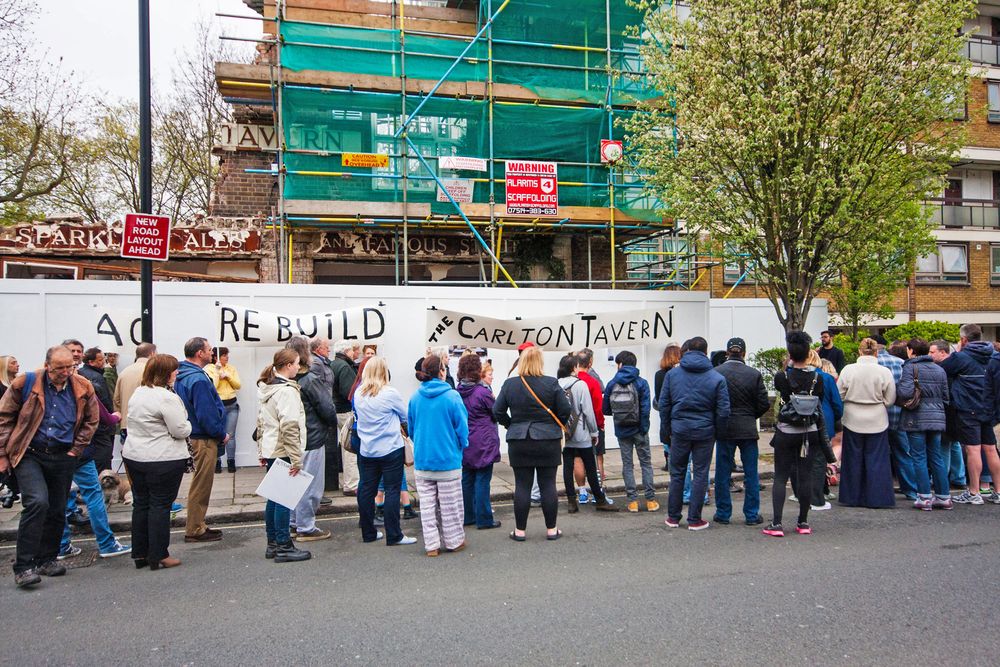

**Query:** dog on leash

left=99, top=470, right=133, bottom=507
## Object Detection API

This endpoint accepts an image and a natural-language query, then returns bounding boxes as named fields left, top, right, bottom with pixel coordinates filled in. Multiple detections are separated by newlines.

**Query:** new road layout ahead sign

left=504, top=160, right=558, bottom=216
left=121, top=213, right=171, bottom=261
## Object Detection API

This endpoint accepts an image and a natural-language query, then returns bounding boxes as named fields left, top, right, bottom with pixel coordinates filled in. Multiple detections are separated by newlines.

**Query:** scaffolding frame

left=217, top=0, right=719, bottom=289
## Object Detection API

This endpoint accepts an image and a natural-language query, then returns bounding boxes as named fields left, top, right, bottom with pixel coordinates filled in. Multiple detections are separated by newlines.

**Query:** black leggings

left=562, top=447, right=606, bottom=503
left=772, top=432, right=816, bottom=526
left=513, top=465, right=558, bottom=530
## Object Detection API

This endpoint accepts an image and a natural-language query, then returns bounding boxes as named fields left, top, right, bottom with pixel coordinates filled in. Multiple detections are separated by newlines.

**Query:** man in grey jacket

left=330, top=340, right=361, bottom=495
left=712, top=338, right=770, bottom=526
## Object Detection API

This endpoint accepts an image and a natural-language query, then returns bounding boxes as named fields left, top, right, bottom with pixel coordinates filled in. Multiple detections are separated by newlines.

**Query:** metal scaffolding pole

left=399, top=0, right=410, bottom=285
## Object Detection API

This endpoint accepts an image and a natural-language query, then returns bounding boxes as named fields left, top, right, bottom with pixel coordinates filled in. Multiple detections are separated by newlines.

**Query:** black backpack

left=777, top=371, right=820, bottom=427
left=609, top=381, right=640, bottom=428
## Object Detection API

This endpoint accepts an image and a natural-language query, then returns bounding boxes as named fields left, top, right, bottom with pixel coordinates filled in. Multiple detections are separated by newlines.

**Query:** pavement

left=0, top=437, right=778, bottom=541
left=0, top=487, right=997, bottom=665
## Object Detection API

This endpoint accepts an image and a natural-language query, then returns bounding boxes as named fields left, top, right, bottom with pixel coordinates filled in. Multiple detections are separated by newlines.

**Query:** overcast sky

left=33, top=0, right=260, bottom=101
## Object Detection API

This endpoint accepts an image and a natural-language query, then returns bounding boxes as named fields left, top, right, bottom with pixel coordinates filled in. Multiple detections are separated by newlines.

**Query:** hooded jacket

left=939, top=341, right=994, bottom=421
left=714, top=358, right=769, bottom=441
left=457, top=381, right=501, bottom=467
left=408, top=379, right=468, bottom=471
left=256, top=376, right=306, bottom=468
left=897, top=355, right=949, bottom=432
left=329, top=353, right=358, bottom=413
left=559, top=376, right=598, bottom=447
left=78, top=363, right=115, bottom=457
left=601, top=365, right=651, bottom=439
left=657, top=351, right=730, bottom=442
left=173, top=361, right=226, bottom=441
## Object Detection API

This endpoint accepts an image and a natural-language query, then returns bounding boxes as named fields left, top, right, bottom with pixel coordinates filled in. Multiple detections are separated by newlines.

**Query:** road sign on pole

left=122, top=213, right=171, bottom=261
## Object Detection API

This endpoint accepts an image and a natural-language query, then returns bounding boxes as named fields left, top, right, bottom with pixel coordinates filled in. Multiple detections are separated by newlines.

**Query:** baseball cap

left=517, top=342, right=536, bottom=352
left=726, top=337, right=746, bottom=354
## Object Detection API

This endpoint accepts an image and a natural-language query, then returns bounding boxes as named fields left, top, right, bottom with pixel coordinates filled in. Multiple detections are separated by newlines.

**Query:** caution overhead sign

left=342, top=153, right=390, bottom=168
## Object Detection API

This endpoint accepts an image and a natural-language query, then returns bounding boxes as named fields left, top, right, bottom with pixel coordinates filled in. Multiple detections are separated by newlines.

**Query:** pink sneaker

left=762, top=523, right=784, bottom=537
left=931, top=497, right=953, bottom=510
left=687, top=519, right=710, bottom=531
left=913, top=498, right=933, bottom=511
left=795, top=523, right=812, bottom=535
left=664, top=517, right=681, bottom=528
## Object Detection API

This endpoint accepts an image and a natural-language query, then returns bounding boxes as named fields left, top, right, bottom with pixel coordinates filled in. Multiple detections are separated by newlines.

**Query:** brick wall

left=258, top=231, right=317, bottom=284
left=964, top=76, right=1000, bottom=148
left=210, top=150, right=277, bottom=218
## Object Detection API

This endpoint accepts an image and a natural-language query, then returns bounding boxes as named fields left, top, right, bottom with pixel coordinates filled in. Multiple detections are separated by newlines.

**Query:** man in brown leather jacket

left=0, top=345, right=99, bottom=588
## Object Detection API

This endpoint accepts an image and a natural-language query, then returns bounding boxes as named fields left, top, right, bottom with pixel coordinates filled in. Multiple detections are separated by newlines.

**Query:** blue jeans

left=906, top=431, right=945, bottom=498
left=663, top=443, right=704, bottom=504
left=667, top=437, right=713, bottom=522
left=221, top=403, right=239, bottom=462
left=61, top=460, right=119, bottom=554
left=264, top=458, right=291, bottom=544
left=888, top=430, right=918, bottom=499
left=714, top=439, right=760, bottom=522
left=378, top=468, right=408, bottom=494
left=462, top=464, right=495, bottom=527
left=948, top=440, right=966, bottom=486
left=358, top=448, right=404, bottom=544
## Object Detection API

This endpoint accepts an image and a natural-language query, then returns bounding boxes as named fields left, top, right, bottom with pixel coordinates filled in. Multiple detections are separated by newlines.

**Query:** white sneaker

left=810, top=502, right=832, bottom=511
left=392, top=536, right=417, bottom=545
left=374, top=531, right=384, bottom=540
left=987, top=490, right=1000, bottom=505
left=953, top=490, right=984, bottom=505
left=788, top=494, right=798, bottom=503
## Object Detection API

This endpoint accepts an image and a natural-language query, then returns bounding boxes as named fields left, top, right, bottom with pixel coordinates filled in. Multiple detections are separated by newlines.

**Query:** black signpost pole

left=138, top=0, right=153, bottom=343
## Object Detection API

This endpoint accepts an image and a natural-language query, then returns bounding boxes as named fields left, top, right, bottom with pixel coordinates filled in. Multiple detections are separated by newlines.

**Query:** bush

left=832, top=333, right=861, bottom=365
left=883, top=320, right=960, bottom=344
left=749, top=347, right=787, bottom=392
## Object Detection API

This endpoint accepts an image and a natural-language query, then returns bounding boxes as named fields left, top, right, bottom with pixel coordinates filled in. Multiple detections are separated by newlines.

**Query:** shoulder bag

left=520, top=376, right=568, bottom=447
left=896, top=365, right=921, bottom=410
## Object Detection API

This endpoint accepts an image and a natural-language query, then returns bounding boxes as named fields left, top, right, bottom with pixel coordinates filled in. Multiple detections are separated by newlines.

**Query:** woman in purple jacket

left=457, top=354, right=502, bottom=529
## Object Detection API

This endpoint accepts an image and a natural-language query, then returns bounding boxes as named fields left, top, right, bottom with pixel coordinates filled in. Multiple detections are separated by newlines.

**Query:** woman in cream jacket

left=837, top=338, right=897, bottom=508
left=256, top=349, right=309, bottom=563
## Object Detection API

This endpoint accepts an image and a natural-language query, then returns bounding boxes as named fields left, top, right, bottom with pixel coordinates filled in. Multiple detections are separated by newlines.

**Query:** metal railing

left=926, top=197, right=1000, bottom=228
left=964, top=34, right=1000, bottom=65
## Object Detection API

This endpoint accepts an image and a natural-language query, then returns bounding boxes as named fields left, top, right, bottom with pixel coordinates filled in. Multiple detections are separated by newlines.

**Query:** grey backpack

left=609, top=382, right=640, bottom=428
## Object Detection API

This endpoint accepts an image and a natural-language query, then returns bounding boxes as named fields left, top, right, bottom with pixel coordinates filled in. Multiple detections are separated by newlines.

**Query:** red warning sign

left=121, top=213, right=171, bottom=261
left=504, top=160, right=558, bottom=216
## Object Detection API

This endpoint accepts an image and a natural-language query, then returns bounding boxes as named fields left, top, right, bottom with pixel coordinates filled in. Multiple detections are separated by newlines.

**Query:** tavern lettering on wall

left=314, top=232, right=516, bottom=260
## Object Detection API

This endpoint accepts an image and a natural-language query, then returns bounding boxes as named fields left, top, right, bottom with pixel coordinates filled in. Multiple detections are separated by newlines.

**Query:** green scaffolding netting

left=278, top=0, right=660, bottom=215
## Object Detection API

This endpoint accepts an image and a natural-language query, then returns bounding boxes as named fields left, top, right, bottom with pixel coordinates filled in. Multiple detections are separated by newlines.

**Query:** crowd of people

left=0, top=321, right=998, bottom=587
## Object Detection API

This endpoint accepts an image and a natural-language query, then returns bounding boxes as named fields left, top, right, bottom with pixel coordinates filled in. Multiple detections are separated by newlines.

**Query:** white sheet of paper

left=255, top=458, right=314, bottom=510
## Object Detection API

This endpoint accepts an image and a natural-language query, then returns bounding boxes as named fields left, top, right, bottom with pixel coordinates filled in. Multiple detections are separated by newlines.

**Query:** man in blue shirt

left=876, top=336, right=916, bottom=500
left=173, top=337, right=228, bottom=543
left=0, top=345, right=99, bottom=588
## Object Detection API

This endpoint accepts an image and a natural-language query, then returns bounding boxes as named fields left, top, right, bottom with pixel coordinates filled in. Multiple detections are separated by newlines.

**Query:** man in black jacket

left=77, top=348, right=115, bottom=473
left=712, top=338, right=770, bottom=526
left=817, top=331, right=846, bottom=374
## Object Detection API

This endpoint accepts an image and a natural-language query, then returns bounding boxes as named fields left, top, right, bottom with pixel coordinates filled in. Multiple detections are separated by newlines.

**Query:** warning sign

left=121, top=213, right=171, bottom=262
left=436, top=178, right=475, bottom=203
left=504, top=160, right=558, bottom=217
left=342, top=153, right=390, bottom=168
left=439, top=156, right=488, bottom=172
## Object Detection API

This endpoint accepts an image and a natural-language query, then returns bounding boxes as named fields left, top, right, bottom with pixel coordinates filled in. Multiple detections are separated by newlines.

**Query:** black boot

left=265, top=541, right=277, bottom=559
left=274, top=542, right=311, bottom=563
left=215, top=460, right=223, bottom=474
left=403, top=505, right=417, bottom=520
left=567, top=492, right=579, bottom=514
left=227, top=459, right=236, bottom=473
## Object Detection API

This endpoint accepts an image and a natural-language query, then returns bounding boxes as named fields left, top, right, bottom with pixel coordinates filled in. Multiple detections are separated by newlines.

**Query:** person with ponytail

left=256, top=349, right=311, bottom=563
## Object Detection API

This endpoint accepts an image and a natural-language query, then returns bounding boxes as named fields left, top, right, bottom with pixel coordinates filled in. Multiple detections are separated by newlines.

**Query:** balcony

left=927, top=197, right=1000, bottom=228
left=965, top=34, right=1000, bottom=65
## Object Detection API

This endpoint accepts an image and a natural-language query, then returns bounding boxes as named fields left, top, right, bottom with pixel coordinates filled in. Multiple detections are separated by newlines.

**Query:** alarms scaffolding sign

left=121, top=213, right=171, bottom=261
left=505, top=160, right=559, bottom=216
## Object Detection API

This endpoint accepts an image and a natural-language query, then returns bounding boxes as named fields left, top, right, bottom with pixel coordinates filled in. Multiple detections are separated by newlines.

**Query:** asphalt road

left=1, top=496, right=998, bottom=666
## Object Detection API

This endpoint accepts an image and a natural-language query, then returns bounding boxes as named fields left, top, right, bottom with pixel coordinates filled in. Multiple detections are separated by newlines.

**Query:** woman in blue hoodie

left=409, top=355, right=469, bottom=557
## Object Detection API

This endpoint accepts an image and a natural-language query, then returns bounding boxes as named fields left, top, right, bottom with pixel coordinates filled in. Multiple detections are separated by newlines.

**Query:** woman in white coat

left=123, top=354, right=191, bottom=571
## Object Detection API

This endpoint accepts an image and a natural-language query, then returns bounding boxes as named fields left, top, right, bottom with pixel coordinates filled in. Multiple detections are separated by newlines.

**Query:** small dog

left=99, top=470, right=133, bottom=507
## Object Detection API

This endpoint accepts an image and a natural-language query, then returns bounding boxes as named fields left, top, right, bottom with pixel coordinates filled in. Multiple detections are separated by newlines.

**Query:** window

left=992, top=245, right=1000, bottom=285
left=916, top=243, right=968, bottom=283
left=723, top=242, right=759, bottom=284
left=988, top=82, right=1000, bottom=123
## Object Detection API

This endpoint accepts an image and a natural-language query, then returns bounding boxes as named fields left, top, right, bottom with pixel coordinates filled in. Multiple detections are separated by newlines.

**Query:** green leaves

left=629, top=0, right=975, bottom=330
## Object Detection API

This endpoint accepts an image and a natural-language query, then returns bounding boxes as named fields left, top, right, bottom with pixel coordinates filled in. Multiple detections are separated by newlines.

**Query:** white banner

left=425, top=307, right=677, bottom=351
left=218, top=304, right=388, bottom=347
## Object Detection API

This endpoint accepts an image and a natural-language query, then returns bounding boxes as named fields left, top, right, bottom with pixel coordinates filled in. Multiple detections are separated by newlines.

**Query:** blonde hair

left=517, top=347, right=545, bottom=377
left=806, top=349, right=822, bottom=368
left=819, top=359, right=837, bottom=378
left=0, top=356, right=14, bottom=387
left=480, top=361, right=493, bottom=379
left=359, top=356, right=390, bottom=397
left=858, top=338, right=879, bottom=357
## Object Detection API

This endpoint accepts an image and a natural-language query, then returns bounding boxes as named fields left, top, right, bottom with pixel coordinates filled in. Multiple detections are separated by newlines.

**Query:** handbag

left=184, top=438, right=196, bottom=474
left=519, top=376, right=568, bottom=447
left=402, top=434, right=414, bottom=467
left=777, top=372, right=820, bottom=427
left=896, top=365, right=921, bottom=410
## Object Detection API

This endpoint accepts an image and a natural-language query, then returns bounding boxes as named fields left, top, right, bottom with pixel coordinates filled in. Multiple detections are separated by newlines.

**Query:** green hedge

left=750, top=347, right=787, bottom=392
left=883, top=321, right=960, bottom=344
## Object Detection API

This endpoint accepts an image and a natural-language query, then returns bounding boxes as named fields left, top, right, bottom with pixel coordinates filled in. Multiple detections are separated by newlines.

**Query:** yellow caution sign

left=342, top=153, right=389, bottom=168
